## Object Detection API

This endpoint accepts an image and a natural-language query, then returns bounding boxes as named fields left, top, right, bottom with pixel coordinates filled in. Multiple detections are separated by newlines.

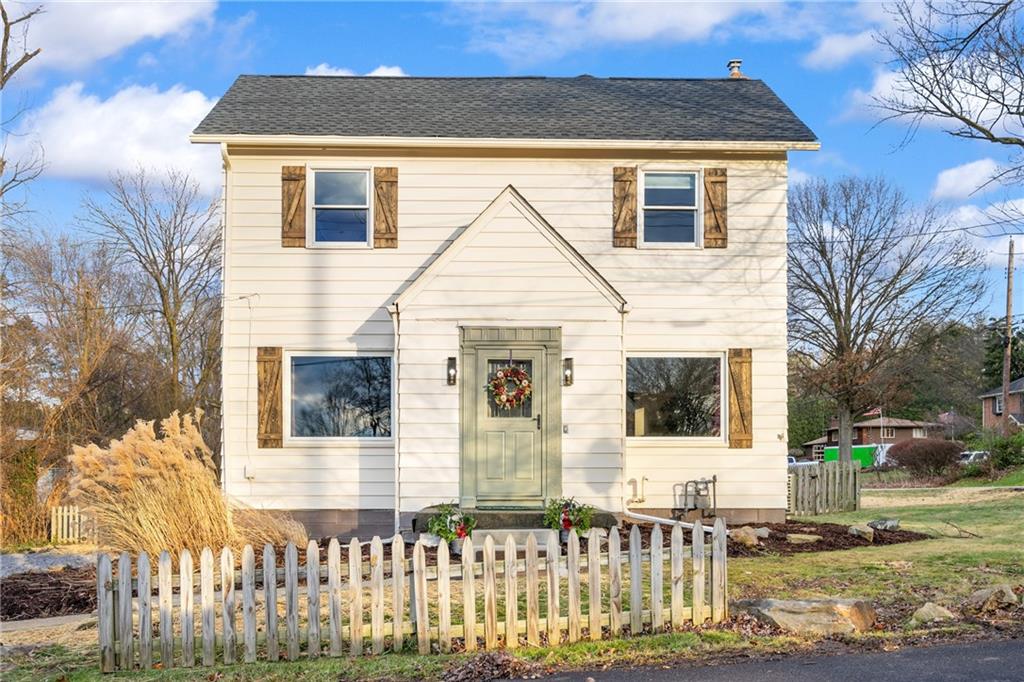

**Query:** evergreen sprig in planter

left=424, top=502, right=477, bottom=555
left=544, top=496, right=594, bottom=542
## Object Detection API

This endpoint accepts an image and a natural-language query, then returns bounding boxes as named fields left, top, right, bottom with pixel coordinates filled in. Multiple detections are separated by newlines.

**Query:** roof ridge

left=235, top=74, right=760, bottom=82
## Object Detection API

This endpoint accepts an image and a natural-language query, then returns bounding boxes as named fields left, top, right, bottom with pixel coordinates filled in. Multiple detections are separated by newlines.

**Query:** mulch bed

left=722, top=522, right=930, bottom=558
left=1, top=567, right=96, bottom=622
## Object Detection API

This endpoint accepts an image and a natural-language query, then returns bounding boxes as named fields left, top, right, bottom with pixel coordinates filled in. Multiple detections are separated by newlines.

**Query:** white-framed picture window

left=881, top=426, right=896, bottom=439
left=284, top=351, right=393, bottom=440
left=812, top=444, right=825, bottom=460
left=639, top=169, right=701, bottom=248
left=625, top=353, right=725, bottom=439
left=308, top=168, right=372, bottom=247
left=995, top=395, right=1005, bottom=414
left=912, top=427, right=926, bottom=438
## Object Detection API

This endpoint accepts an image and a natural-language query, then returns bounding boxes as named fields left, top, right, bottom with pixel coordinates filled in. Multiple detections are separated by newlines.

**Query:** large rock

left=730, top=526, right=760, bottom=547
left=910, top=602, right=956, bottom=626
left=786, top=533, right=823, bottom=545
left=965, top=584, right=1019, bottom=612
left=868, top=518, right=900, bottom=531
left=733, top=598, right=876, bottom=635
left=848, top=524, right=875, bottom=542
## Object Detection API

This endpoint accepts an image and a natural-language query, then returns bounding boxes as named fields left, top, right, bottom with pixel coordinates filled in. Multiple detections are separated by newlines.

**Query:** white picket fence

left=96, top=520, right=729, bottom=672
left=50, top=505, right=93, bottom=544
left=788, top=461, right=862, bottom=515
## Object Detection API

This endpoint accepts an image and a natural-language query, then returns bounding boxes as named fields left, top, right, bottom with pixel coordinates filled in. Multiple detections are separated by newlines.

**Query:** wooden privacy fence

left=96, top=520, right=728, bottom=672
left=50, top=505, right=93, bottom=544
left=788, top=461, right=861, bottom=515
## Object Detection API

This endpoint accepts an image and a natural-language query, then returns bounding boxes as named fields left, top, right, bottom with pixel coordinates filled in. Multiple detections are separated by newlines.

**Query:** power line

left=789, top=217, right=1024, bottom=246
left=5, top=294, right=256, bottom=318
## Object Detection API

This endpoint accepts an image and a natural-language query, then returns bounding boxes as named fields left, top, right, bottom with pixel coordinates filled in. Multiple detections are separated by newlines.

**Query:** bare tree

left=878, top=1, right=1024, bottom=197
left=82, top=169, right=221, bottom=416
left=788, top=176, right=987, bottom=461
left=0, top=1, right=43, bottom=222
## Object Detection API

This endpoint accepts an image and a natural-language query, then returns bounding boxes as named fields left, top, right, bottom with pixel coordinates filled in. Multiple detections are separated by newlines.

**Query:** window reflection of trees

left=292, top=357, right=391, bottom=437
left=626, top=357, right=721, bottom=437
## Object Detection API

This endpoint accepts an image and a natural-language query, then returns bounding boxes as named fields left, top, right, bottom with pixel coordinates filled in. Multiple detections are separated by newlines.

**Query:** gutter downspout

left=388, top=302, right=401, bottom=534
left=220, top=143, right=231, bottom=491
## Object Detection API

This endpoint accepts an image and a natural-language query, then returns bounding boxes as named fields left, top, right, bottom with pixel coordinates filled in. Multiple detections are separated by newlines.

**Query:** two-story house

left=978, top=377, right=1024, bottom=429
left=192, top=67, right=818, bottom=537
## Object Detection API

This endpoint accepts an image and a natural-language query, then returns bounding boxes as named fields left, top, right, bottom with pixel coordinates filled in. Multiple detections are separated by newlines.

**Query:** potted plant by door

left=426, top=502, right=477, bottom=556
left=544, top=497, right=595, bottom=542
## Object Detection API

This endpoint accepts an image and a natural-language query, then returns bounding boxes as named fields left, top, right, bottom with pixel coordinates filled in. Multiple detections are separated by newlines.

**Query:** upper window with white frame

left=289, top=354, right=392, bottom=438
left=641, top=171, right=700, bottom=246
left=310, top=169, right=371, bottom=246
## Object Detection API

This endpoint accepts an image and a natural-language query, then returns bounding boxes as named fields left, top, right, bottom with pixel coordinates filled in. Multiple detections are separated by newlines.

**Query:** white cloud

left=305, top=63, right=407, bottom=77
left=788, top=167, right=813, bottom=186
left=932, top=159, right=1000, bottom=200
left=9, top=0, right=216, bottom=74
left=8, top=82, right=221, bottom=194
left=802, top=31, right=875, bottom=70
left=945, top=200, right=1023, bottom=266
left=842, top=69, right=901, bottom=120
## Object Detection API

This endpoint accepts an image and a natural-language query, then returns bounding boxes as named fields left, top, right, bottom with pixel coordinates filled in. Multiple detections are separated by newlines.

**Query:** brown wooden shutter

left=373, top=166, right=398, bottom=248
left=257, top=347, right=283, bottom=448
left=281, top=166, right=306, bottom=248
left=728, top=348, right=752, bottom=448
left=612, top=166, right=637, bottom=248
left=703, top=168, right=728, bottom=248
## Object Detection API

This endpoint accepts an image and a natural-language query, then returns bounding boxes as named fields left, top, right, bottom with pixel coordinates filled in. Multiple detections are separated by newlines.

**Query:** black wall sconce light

left=447, top=357, right=458, bottom=385
left=563, top=358, right=574, bottom=386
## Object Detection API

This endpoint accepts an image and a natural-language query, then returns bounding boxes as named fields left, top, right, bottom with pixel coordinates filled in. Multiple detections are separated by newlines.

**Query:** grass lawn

left=951, top=466, right=1024, bottom=488
left=4, top=489, right=1021, bottom=682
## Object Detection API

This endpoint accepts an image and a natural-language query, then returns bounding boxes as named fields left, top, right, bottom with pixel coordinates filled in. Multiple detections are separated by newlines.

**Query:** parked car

left=788, top=456, right=817, bottom=468
left=959, top=450, right=990, bottom=466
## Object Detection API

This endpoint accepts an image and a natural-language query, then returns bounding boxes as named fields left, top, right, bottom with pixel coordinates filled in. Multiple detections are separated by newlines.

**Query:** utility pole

left=1002, top=237, right=1015, bottom=436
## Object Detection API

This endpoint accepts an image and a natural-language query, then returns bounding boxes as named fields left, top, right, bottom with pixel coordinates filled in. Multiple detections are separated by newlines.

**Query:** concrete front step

left=470, top=528, right=556, bottom=547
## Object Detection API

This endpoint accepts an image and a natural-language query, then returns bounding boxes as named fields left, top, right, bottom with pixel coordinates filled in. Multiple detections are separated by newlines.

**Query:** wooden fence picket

left=545, top=530, right=560, bottom=646
left=306, top=540, right=321, bottom=658
left=567, top=531, right=581, bottom=643
left=711, top=518, right=728, bottom=623
left=158, top=550, right=173, bottom=667
left=391, top=536, right=405, bottom=653
left=285, top=542, right=299, bottom=661
left=349, top=538, right=364, bottom=656
left=97, top=553, right=114, bottom=672
left=371, top=537, right=385, bottom=654
left=629, top=525, right=642, bottom=635
left=670, top=524, right=684, bottom=629
left=118, top=552, right=133, bottom=668
left=263, top=545, right=279, bottom=662
left=483, top=535, right=498, bottom=650
left=413, top=541, right=429, bottom=654
left=692, top=521, right=705, bottom=624
left=200, top=547, right=215, bottom=666
left=587, top=528, right=602, bottom=641
left=650, top=524, right=664, bottom=632
left=608, top=528, right=622, bottom=637
left=222, top=547, right=236, bottom=664
left=242, top=545, right=257, bottom=663
left=789, top=462, right=861, bottom=514
left=328, top=539, right=343, bottom=656
left=462, top=537, right=477, bottom=652
left=525, top=533, right=540, bottom=646
left=180, top=549, right=194, bottom=667
left=137, top=552, right=153, bottom=669
left=437, top=540, right=451, bottom=653
left=504, top=536, right=518, bottom=649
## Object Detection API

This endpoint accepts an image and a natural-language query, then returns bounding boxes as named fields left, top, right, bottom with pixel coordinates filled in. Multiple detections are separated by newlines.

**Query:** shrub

left=965, top=430, right=1024, bottom=470
left=426, top=502, right=477, bottom=541
left=67, top=411, right=306, bottom=558
left=0, top=444, right=49, bottom=548
left=887, top=438, right=963, bottom=476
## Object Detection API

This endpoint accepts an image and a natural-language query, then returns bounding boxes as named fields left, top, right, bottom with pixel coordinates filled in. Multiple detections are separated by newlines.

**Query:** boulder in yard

left=868, top=518, right=900, bottom=531
left=732, top=598, right=877, bottom=635
left=786, top=533, right=823, bottom=545
left=753, top=527, right=772, bottom=539
left=910, top=602, right=956, bottom=626
left=730, top=526, right=760, bottom=547
left=848, top=524, right=875, bottom=542
left=965, top=584, right=1019, bottom=612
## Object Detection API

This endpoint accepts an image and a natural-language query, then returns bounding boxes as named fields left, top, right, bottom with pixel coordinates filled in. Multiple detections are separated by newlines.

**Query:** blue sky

left=4, top=0, right=1021, bottom=316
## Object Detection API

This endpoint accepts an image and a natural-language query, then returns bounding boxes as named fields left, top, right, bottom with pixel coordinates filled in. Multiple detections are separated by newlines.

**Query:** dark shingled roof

left=978, top=377, right=1024, bottom=398
left=193, top=76, right=817, bottom=143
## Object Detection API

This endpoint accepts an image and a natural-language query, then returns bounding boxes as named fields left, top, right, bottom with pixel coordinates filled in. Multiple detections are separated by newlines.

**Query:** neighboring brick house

left=978, top=377, right=1024, bottom=430
left=801, top=417, right=943, bottom=460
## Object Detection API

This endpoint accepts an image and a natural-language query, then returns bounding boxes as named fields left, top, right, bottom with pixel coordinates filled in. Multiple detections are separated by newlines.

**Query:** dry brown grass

left=67, top=411, right=306, bottom=557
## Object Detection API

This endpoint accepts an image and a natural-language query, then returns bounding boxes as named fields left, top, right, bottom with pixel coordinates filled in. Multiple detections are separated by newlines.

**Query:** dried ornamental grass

left=67, top=411, right=305, bottom=557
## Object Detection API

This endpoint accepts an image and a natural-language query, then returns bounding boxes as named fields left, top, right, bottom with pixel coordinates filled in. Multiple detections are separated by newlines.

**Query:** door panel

left=476, top=350, right=545, bottom=502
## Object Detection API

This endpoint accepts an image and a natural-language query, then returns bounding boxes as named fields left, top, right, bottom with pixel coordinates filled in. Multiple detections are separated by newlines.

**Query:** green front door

left=475, top=349, right=546, bottom=503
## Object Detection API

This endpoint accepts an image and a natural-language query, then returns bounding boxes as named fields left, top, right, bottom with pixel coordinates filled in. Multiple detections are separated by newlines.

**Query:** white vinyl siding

left=221, top=154, right=790, bottom=513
